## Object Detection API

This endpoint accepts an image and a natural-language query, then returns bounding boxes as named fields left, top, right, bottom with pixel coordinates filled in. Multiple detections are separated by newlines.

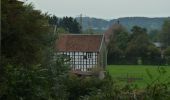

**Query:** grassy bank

left=106, top=65, right=170, bottom=88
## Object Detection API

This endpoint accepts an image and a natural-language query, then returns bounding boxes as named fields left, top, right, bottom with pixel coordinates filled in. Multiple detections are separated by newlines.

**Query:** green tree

left=48, top=15, right=59, bottom=26
left=149, top=29, right=160, bottom=42
left=48, top=16, right=81, bottom=33
left=59, top=16, right=81, bottom=33
left=1, top=1, right=69, bottom=99
left=145, top=45, right=161, bottom=65
left=1, top=1, right=49, bottom=66
left=107, top=23, right=129, bottom=64
left=126, top=26, right=157, bottom=64
left=160, top=20, right=170, bottom=47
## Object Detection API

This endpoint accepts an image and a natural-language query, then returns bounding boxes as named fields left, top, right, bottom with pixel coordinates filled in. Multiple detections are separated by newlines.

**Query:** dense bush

left=142, top=45, right=162, bottom=65
left=107, top=48, right=125, bottom=65
left=62, top=74, right=104, bottom=100
left=0, top=65, right=50, bottom=100
left=0, top=56, right=70, bottom=100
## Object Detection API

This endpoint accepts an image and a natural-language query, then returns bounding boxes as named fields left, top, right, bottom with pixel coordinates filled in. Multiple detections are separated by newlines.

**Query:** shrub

left=143, top=45, right=162, bottom=65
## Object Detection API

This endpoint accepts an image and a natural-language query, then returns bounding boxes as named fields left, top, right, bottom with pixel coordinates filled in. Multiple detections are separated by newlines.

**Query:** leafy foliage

left=149, top=29, right=160, bottom=42
left=107, top=25, right=163, bottom=65
left=160, top=20, right=170, bottom=47
left=145, top=67, right=170, bottom=100
left=1, top=1, right=49, bottom=66
left=126, top=26, right=160, bottom=64
left=0, top=1, right=69, bottom=100
left=49, top=16, right=81, bottom=33
left=107, top=24, right=129, bottom=64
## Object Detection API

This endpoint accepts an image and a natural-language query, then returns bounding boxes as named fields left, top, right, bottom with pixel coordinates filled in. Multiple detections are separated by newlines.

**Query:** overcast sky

left=23, top=0, right=170, bottom=19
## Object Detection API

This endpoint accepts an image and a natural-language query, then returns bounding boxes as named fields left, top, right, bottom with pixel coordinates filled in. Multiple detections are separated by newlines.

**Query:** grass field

left=107, top=65, right=170, bottom=88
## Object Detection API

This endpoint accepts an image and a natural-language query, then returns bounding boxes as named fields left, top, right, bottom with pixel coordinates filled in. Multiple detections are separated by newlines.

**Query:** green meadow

left=107, top=65, right=170, bottom=88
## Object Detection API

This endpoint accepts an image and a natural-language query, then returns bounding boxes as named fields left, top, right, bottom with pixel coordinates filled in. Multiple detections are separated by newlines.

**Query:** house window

left=86, top=52, right=92, bottom=59
left=83, top=55, right=87, bottom=59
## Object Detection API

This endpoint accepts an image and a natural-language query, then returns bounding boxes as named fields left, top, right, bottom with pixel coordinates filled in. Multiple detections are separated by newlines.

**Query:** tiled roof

left=57, top=34, right=103, bottom=52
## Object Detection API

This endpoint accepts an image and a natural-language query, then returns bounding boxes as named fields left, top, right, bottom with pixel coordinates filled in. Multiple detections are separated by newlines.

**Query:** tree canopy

left=107, top=23, right=129, bottom=64
left=1, top=1, right=50, bottom=66
left=160, top=19, right=170, bottom=48
left=1, top=1, right=69, bottom=99
left=107, top=24, right=162, bottom=65
left=49, top=16, right=81, bottom=33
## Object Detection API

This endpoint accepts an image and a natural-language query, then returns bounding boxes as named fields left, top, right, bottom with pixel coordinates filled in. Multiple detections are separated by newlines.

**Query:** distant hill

left=76, top=17, right=170, bottom=33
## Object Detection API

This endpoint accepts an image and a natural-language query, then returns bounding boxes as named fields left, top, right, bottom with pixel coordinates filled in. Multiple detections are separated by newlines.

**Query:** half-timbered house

left=57, top=34, right=107, bottom=72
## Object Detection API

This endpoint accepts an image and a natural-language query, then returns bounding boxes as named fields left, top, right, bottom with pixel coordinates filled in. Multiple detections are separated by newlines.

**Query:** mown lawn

left=106, top=65, right=170, bottom=88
